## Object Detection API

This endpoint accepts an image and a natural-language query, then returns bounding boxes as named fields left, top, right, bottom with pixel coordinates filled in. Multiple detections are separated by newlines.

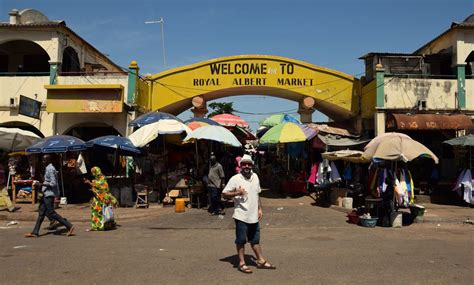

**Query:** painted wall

left=58, top=75, right=128, bottom=86
left=457, top=31, right=474, bottom=64
left=466, top=79, right=473, bottom=110
left=147, top=55, right=357, bottom=120
left=56, top=112, right=128, bottom=136
left=0, top=29, right=60, bottom=62
left=0, top=75, right=130, bottom=136
left=361, top=80, right=376, bottom=119
left=383, top=77, right=459, bottom=110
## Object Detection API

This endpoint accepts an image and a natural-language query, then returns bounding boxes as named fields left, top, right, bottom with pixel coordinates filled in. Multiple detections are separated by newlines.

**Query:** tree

left=207, top=102, right=235, bottom=117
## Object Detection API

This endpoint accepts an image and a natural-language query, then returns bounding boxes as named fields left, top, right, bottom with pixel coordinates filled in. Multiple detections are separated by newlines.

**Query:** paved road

left=0, top=196, right=472, bottom=285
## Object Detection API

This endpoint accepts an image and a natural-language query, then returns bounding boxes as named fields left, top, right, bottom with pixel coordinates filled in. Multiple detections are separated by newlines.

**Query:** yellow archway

left=140, top=55, right=360, bottom=121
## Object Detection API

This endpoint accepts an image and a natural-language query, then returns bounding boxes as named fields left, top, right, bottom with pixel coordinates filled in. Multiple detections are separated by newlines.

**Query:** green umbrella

left=443, top=134, right=474, bottom=146
left=259, top=114, right=301, bottom=127
left=259, top=122, right=317, bottom=144
left=443, top=134, right=474, bottom=169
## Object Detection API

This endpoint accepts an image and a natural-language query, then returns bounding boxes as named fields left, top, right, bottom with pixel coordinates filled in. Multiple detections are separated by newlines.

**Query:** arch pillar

left=191, top=96, right=208, bottom=118
left=298, top=97, right=315, bottom=123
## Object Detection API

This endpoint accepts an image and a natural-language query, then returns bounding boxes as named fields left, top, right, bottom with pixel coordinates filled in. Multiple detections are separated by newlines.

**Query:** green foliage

left=207, top=102, right=234, bottom=117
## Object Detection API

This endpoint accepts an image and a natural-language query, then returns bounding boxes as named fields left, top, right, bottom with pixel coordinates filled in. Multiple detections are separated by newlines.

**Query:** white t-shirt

left=223, top=172, right=261, bottom=224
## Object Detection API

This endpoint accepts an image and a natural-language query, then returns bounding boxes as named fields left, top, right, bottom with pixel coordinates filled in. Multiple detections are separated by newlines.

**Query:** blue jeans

left=32, top=196, right=72, bottom=235
left=234, top=219, right=260, bottom=245
left=208, top=186, right=223, bottom=214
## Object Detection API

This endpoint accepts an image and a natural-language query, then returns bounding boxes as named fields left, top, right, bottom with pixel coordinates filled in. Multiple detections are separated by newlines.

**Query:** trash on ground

left=277, top=207, right=284, bottom=211
left=13, top=245, right=27, bottom=249
left=6, top=221, right=18, bottom=226
left=463, top=218, right=474, bottom=225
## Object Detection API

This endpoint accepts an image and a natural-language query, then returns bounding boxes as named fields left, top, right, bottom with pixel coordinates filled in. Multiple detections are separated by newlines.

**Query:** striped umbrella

left=185, top=117, right=221, bottom=130
left=259, top=122, right=317, bottom=144
left=260, top=113, right=301, bottom=127
left=210, top=114, right=249, bottom=127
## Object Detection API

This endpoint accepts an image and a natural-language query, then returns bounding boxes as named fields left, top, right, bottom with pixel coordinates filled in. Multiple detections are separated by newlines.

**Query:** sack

left=102, top=204, right=114, bottom=223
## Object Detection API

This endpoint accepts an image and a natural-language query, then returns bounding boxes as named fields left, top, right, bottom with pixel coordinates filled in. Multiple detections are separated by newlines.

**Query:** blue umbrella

left=184, top=117, right=221, bottom=126
left=26, top=135, right=87, bottom=200
left=86, top=135, right=143, bottom=156
left=26, top=135, right=86, bottom=153
left=129, top=111, right=183, bottom=128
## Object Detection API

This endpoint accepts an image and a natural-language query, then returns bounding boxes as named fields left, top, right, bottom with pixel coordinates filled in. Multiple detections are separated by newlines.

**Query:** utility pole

left=145, top=16, right=167, bottom=69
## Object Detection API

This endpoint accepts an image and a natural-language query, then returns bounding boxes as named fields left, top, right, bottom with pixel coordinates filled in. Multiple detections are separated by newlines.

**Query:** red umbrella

left=210, top=114, right=249, bottom=127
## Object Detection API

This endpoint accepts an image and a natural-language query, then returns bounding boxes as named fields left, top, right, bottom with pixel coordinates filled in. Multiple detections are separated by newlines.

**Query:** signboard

left=147, top=55, right=356, bottom=118
left=45, top=85, right=124, bottom=113
left=19, top=95, right=41, bottom=119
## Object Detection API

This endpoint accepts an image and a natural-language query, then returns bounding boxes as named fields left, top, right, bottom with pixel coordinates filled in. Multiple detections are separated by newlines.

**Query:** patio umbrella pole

left=195, top=141, right=199, bottom=170
left=59, top=153, right=65, bottom=198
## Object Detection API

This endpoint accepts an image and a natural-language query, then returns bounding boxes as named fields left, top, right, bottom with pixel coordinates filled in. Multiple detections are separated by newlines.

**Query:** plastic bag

left=102, top=204, right=114, bottom=223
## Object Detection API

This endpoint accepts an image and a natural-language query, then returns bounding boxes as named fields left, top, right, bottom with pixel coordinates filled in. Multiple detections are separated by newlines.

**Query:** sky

left=2, top=0, right=473, bottom=131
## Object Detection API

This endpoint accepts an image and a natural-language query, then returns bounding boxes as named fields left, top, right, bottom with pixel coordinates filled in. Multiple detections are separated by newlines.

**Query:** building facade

left=359, top=14, right=474, bottom=180
left=0, top=9, right=146, bottom=140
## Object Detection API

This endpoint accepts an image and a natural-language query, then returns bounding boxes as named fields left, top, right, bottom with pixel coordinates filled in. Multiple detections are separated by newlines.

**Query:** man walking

left=222, top=154, right=276, bottom=274
left=207, top=153, right=225, bottom=216
left=25, top=154, right=74, bottom=238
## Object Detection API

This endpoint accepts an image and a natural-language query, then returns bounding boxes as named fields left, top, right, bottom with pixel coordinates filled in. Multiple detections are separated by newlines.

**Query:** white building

left=0, top=9, right=143, bottom=140
left=359, top=14, right=474, bottom=180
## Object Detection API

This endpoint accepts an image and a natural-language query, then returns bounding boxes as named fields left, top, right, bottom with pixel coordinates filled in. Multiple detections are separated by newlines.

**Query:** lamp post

left=145, top=16, right=167, bottom=69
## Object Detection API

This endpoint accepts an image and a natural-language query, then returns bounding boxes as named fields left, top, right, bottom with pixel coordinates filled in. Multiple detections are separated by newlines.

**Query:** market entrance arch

left=144, top=55, right=360, bottom=122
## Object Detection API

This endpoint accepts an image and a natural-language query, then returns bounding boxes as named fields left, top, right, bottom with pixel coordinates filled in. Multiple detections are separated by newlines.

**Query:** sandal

left=66, top=226, right=75, bottom=237
left=256, top=260, right=276, bottom=269
left=24, top=233, right=39, bottom=238
left=238, top=264, right=253, bottom=274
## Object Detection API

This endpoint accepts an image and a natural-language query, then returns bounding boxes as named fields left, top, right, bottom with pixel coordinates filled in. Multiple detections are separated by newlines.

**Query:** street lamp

left=145, top=16, right=167, bottom=69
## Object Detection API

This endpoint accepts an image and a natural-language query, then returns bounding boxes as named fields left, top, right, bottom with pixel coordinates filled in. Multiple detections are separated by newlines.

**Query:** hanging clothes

left=329, top=161, right=341, bottom=182
left=308, top=163, right=319, bottom=185
left=453, top=169, right=473, bottom=205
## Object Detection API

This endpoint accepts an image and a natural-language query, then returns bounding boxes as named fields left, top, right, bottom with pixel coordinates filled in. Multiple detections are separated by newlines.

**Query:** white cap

left=240, top=154, right=253, bottom=165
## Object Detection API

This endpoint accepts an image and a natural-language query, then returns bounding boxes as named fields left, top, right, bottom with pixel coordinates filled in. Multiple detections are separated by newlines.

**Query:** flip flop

left=24, top=233, right=39, bottom=238
left=66, top=226, right=75, bottom=236
left=238, top=264, right=253, bottom=274
left=256, top=260, right=276, bottom=269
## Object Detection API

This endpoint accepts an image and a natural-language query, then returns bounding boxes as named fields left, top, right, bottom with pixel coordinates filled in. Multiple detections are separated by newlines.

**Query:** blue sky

left=2, top=0, right=472, bottom=131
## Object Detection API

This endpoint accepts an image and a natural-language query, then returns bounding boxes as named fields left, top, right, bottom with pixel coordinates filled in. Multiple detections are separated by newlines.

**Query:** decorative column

left=49, top=62, right=59, bottom=85
left=375, top=63, right=385, bottom=108
left=298, top=97, right=315, bottom=123
left=375, top=63, right=386, bottom=135
left=127, top=60, right=139, bottom=105
left=456, top=64, right=466, bottom=109
left=191, top=96, right=208, bottom=118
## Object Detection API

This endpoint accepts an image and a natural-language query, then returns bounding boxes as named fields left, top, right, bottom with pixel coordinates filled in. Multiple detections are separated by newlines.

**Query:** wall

left=57, top=75, right=128, bottom=86
left=466, top=78, right=474, bottom=110
left=456, top=31, right=474, bottom=64
left=361, top=80, right=376, bottom=118
left=56, top=112, right=128, bottom=136
left=0, top=29, right=60, bottom=62
left=383, top=77, right=458, bottom=110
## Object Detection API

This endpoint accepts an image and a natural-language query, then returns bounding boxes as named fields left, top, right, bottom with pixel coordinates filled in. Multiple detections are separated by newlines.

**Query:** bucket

left=410, top=204, right=426, bottom=222
left=59, top=197, right=68, bottom=205
left=175, top=198, right=185, bottom=213
left=342, top=197, right=353, bottom=209
left=390, top=211, right=402, bottom=228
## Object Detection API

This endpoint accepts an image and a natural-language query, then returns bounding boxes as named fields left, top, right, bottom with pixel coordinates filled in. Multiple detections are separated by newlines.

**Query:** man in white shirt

left=222, top=154, right=276, bottom=274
